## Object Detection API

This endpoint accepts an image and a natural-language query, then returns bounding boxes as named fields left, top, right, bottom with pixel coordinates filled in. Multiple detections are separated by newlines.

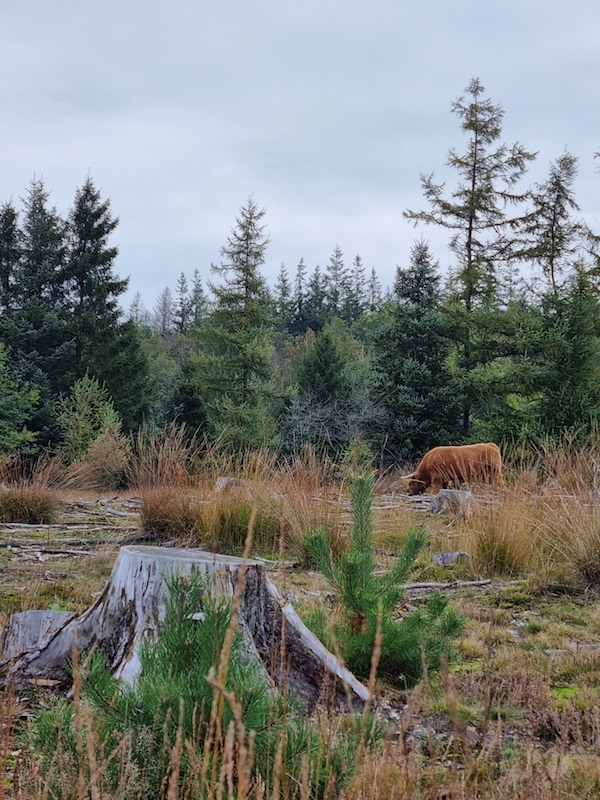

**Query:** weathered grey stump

left=0, top=545, right=369, bottom=710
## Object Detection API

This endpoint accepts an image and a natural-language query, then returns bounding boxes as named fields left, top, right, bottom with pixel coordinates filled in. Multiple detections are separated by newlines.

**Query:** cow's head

left=401, top=473, right=427, bottom=496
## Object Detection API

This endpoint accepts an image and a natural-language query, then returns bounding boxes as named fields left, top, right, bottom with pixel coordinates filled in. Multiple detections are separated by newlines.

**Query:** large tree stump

left=0, top=545, right=369, bottom=710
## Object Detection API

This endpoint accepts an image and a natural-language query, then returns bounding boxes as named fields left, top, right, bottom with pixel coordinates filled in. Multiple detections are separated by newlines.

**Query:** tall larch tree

left=405, top=78, right=536, bottom=434
left=188, top=197, right=279, bottom=448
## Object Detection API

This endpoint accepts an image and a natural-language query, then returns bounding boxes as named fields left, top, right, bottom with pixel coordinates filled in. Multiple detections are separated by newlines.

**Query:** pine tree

left=305, top=473, right=464, bottom=684
left=405, top=78, right=536, bottom=434
left=372, top=241, right=461, bottom=463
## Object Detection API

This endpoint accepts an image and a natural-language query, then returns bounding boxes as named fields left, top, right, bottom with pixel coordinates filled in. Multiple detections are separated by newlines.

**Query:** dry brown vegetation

left=3, top=439, right=600, bottom=797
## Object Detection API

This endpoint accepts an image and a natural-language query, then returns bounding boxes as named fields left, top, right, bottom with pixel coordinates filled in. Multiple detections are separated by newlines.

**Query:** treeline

left=1, top=78, right=599, bottom=473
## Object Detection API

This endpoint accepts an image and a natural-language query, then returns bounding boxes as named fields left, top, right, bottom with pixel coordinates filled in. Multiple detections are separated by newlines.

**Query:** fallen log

left=0, top=545, right=369, bottom=711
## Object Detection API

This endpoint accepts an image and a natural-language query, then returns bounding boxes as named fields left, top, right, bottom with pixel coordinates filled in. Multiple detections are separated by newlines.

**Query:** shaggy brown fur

left=403, top=443, right=504, bottom=495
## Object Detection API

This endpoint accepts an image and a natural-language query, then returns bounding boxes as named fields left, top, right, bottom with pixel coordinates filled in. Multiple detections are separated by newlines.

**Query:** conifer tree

left=366, top=267, right=382, bottom=311
left=0, top=201, right=20, bottom=309
left=189, top=268, right=207, bottom=328
left=189, top=197, right=278, bottom=448
left=289, top=257, right=308, bottom=335
left=405, top=78, right=536, bottom=434
left=274, top=261, right=294, bottom=330
left=173, top=271, right=191, bottom=333
left=522, top=153, right=586, bottom=294
left=0, top=179, right=73, bottom=440
left=65, top=176, right=149, bottom=427
left=535, top=271, right=600, bottom=437
left=152, top=287, right=175, bottom=335
left=306, top=473, right=464, bottom=684
left=65, top=177, right=127, bottom=372
left=342, top=254, right=366, bottom=323
left=304, top=265, right=327, bottom=332
left=0, top=343, right=39, bottom=455
left=372, top=241, right=461, bottom=463
left=324, top=244, right=348, bottom=319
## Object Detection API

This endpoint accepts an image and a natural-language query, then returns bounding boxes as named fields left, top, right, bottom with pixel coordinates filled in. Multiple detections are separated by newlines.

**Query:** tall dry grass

left=139, top=444, right=347, bottom=558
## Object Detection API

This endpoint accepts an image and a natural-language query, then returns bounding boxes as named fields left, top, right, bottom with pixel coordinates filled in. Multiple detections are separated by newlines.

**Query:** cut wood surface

left=0, top=545, right=369, bottom=711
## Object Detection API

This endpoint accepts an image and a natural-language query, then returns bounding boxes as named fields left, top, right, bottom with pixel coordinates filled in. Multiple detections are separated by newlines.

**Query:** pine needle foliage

left=30, top=572, right=380, bottom=799
left=305, top=472, right=465, bottom=685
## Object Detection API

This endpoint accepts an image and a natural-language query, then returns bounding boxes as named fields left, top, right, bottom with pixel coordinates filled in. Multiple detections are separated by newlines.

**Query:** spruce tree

left=324, top=244, right=348, bottom=319
left=289, top=257, right=309, bottom=335
left=536, top=271, right=600, bottom=437
left=0, top=179, right=73, bottom=440
left=0, top=201, right=20, bottom=310
left=372, top=241, right=461, bottom=463
left=366, top=267, right=382, bottom=312
left=173, top=272, right=191, bottom=333
left=342, top=254, right=367, bottom=323
left=304, top=265, right=327, bottom=332
left=274, top=261, right=295, bottom=331
left=405, top=78, right=536, bottom=434
left=0, top=343, right=39, bottom=455
left=189, top=268, right=208, bottom=328
left=65, top=176, right=149, bottom=427
left=65, top=177, right=126, bottom=369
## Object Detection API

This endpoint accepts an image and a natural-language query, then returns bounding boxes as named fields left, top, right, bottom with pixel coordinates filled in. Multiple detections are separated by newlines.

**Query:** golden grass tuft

left=0, top=484, right=58, bottom=524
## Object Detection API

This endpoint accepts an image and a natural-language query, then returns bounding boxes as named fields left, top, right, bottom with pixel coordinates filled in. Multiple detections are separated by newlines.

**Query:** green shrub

left=305, top=472, right=465, bottom=686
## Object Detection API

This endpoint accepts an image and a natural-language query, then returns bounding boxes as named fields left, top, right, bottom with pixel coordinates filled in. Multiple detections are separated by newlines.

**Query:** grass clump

left=0, top=485, right=58, bottom=524
left=29, top=572, right=380, bottom=799
left=140, top=487, right=208, bottom=542
left=305, top=472, right=465, bottom=686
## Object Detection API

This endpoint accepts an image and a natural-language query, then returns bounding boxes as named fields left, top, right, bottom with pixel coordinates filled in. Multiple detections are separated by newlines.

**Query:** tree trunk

left=0, top=545, right=369, bottom=711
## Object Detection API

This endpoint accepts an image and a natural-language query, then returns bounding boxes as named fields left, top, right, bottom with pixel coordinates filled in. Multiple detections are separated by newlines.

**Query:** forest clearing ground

left=3, top=488, right=600, bottom=791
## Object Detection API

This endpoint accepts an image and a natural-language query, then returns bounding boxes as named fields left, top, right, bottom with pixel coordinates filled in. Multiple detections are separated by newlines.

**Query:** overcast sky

left=1, top=0, right=599, bottom=310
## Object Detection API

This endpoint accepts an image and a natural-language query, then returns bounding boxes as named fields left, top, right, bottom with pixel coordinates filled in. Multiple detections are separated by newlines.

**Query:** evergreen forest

left=1, top=78, right=600, bottom=474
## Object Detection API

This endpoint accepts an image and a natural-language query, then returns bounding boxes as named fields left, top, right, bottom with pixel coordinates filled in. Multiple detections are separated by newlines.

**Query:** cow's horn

left=400, top=473, right=415, bottom=480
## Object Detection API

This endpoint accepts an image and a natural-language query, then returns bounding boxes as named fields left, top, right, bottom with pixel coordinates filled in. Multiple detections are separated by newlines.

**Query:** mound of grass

left=0, top=485, right=58, bottom=524
left=140, top=487, right=208, bottom=543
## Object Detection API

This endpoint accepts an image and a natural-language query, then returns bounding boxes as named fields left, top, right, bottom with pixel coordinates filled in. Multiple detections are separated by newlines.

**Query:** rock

left=430, top=551, right=471, bottom=567
left=429, top=489, right=474, bottom=515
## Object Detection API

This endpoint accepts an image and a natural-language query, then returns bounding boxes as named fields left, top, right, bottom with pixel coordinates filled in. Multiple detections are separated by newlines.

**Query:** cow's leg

left=431, top=478, right=444, bottom=494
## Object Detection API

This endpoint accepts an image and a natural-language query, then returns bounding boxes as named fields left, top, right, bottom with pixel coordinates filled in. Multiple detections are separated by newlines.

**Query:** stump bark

left=0, top=545, right=369, bottom=710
